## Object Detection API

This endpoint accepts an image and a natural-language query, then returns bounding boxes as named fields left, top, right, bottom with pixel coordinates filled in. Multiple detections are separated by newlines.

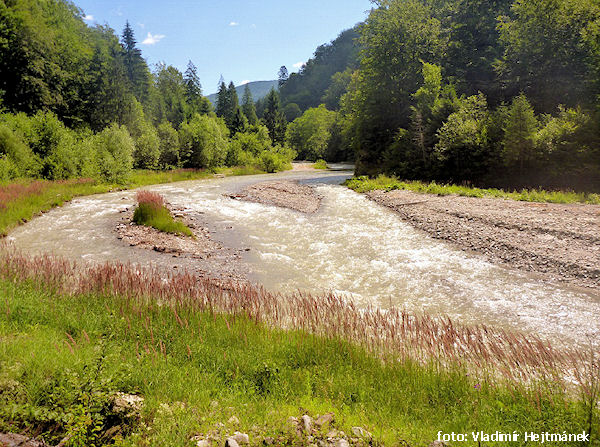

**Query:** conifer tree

left=503, top=94, right=539, bottom=177
left=263, top=88, right=287, bottom=144
left=215, top=81, right=228, bottom=118
left=241, top=84, right=258, bottom=125
left=121, top=21, right=150, bottom=101
left=184, top=60, right=204, bottom=116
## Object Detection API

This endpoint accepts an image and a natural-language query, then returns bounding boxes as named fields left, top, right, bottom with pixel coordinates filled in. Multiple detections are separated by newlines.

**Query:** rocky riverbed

left=365, top=189, right=600, bottom=289
left=233, top=180, right=322, bottom=214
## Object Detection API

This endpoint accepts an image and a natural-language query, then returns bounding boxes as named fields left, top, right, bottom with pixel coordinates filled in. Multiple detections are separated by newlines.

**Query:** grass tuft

left=313, top=159, right=328, bottom=170
left=132, top=191, right=193, bottom=237
left=345, top=175, right=600, bottom=204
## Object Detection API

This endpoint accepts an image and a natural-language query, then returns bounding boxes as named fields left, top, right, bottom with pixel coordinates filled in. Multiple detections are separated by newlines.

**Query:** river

left=7, top=168, right=600, bottom=349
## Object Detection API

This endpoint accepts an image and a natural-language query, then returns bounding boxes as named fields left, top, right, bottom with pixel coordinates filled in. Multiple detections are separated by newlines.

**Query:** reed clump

left=132, top=191, right=193, bottom=237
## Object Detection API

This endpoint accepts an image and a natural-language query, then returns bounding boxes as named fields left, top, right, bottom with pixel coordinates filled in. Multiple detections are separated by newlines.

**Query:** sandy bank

left=234, top=180, right=322, bottom=214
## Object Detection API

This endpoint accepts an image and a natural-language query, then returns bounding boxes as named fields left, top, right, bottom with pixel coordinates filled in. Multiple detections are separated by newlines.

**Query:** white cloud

left=83, top=14, right=94, bottom=22
left=240, top=80, right=251, bottom=85
left=229, top=21, right=239, bottom=26
left=293, top=61, right=305, bottom=69
left=142, top=32, right=165, bottom=45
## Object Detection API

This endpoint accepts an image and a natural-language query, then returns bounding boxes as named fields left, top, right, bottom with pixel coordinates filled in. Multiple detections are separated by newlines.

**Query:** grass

left=345, top=175, right=600, bottom=204
left=313, top=159, right=328, bottom=170
left=0, top=249, right=597, bottom=446
left=132, top=191, right=193, bottom=237
left=0, top=166, right=265, bottom=237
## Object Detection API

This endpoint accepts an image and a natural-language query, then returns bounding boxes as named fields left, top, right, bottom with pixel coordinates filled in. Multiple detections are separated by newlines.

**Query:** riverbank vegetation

left=345, top=176, right=600, bottom=204
left=0, top=251, right=597, bottom=446
left=132, top=191, right=193, bottom=237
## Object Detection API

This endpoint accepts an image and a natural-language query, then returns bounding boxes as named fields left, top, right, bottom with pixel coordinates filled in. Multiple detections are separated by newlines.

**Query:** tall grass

left=0, top=248, right=597, bottom=445
left=345, top=175, right=600, bottom=204
left=133, top=191, right=193, bottom=237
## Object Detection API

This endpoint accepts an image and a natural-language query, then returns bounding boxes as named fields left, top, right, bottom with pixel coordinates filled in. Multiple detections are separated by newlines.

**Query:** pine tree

left=263, top=88, right=287, bottom=144
left=184, top=60, right=203, bottom=116
left=231, top=107, right=248, bottom=134
left=241, top=84, right=258, bottom=125
left=215, top=81, right=228, bottom=118
left=121, top=21, right=150, bottom=101
left=278, top=66, right=289, bottom=87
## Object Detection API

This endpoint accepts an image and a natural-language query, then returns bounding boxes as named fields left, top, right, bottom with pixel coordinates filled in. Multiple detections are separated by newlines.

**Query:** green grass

left=0, top=278, right=594, bottom=447
left=0, top=167, right=265, bottom=236
left=132, top=202, right=193, bottom=237
left=313, top=159, right=328, bottom=170
left=345, top=175, right=600, bottom=204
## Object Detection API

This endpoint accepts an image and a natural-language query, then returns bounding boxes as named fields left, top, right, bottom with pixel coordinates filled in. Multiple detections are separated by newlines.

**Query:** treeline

left=279, top=0, right=600, bottom=190
left=0, top=0, right=294, bottom=183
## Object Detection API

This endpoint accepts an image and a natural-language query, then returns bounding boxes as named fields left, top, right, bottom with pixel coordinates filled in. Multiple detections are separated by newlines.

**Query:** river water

left=7, top=168, right=600, bottom=348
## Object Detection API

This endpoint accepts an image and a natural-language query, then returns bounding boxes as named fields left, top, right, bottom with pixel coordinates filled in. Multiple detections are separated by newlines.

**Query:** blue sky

left=75, top=0, right=373, bottom=95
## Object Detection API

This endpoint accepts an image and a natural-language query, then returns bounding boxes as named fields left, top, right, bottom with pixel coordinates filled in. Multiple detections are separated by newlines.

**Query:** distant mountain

left=207, top=80, right=278, bottom=105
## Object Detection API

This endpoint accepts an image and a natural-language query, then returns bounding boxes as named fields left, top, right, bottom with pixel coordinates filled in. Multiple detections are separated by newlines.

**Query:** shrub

left=0, top=123, right=40, bottom=178
left=133, top=124, right=161, bottom=169
left=179, top=114, right=229, bottom=169
left=87, top=125, right=134, bottom=184
left=313, top=159, right=328, bottom=169
left=157, top=122, right=180, bottom=169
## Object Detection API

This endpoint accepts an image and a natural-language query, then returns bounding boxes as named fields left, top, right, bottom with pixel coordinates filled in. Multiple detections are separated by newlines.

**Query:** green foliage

left=179, top=114, right=229, bottom=169
left=286, top=105, right=336, bottom=161
left=262, top=89, right=287, bottom=145
left=156, top=122, right=180, bottom=169
left=88, top=125, right=134, bottom=184
left=283, top=103, right=301, bottom=122
left=133, top=203, right=193, bottom=237
left=241, top=84, right=258, bottom=126
left=0, top=277, right=595, bottom=445
left=313, top=159, right=328, bottom=169
left=502, top=94, right=539, bottom=175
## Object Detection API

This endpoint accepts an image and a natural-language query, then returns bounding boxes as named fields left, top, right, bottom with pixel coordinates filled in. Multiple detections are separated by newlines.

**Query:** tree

left=215, top=81, right=229, bottom=119
left=262, top=89, right=287, bottom=144
left=278, top=66, right=289, bottom=87
left=503, top=94, right=539, bottom=177
left=121, top=21, right=150, bottom=101
left=184, top=60, right=207, bottom=116
left=286, top=105, right=336, bottom=160
left=283, top=103, right=302, bottom=122
left=241, top=84, right=258, bottom=125
left=179, top=114, right=229, bottom=168
left=150, top=63, right=188, bottom=127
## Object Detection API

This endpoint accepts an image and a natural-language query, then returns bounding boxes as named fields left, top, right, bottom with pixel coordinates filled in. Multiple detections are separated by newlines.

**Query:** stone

left=262, top=437, right=275, bottom=445
left=112, top=392, right=144, bottom=418
left=224, top=438, right=240, bottom=447
left=335, top=440, right=350, bottom=447
left=315, top=413, right=334, bottom=427
left=232, top=432, right=249, bottom=445
left=351, top=426, right=372, bottom=439
left=196, top=440, right=210, bottom=447
left=301, top=414, right=313, bottom=433
left=0, top=434, right=49, bottom=447
left=287, top=416, right=298, bottom=428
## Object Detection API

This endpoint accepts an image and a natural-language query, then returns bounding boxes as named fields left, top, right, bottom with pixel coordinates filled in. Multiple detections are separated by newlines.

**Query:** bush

left=286, top=105, right=336, bottom=161
left=87, top=125, right=134, bottom=184
left=313, top=159, right=328, bottom=169
left=179, top=114, right=229, bottom=169
left=0, top=123, right=40, bottom=178
left=133, top=124, right=160, bottom=169
left=157, top=122, right=180, bottom=169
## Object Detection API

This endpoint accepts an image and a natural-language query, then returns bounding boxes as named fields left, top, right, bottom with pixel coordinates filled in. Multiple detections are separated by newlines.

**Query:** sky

left=75, top=0, right=373, bottom=95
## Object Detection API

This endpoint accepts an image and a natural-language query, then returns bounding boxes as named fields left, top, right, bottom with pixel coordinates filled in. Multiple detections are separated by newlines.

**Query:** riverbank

left=0, top=250, right=595, bottom=447
left=0, top=166, right=264, bottom=237
left=344, top=177, right=600, bottom=289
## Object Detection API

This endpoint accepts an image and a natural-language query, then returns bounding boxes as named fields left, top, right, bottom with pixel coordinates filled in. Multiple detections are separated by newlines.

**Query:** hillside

left=207, top=80, right=278, bottom=105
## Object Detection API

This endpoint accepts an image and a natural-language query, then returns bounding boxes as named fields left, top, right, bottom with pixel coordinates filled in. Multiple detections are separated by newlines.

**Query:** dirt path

left=234, top=180, right=322, bottom=213
left=365, top=189, right=600, bottom=289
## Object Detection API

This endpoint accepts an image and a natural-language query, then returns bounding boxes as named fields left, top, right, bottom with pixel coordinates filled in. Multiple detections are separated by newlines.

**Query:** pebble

left=232, top=432, right=249, bottom=444
left=224, top=438, right=240, bottom=447
left=227, top=416, right=240, bottom=426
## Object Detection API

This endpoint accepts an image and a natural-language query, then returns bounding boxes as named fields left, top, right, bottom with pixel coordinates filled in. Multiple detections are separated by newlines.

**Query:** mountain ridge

left=207, top=80, right=278, bottom=105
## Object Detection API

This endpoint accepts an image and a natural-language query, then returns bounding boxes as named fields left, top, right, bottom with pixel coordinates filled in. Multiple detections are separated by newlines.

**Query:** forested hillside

left=281, top=0, right=600, bottom=190
left=0, top=0, right=295, bottom=183
left=207, top=80, right=277, bottom=105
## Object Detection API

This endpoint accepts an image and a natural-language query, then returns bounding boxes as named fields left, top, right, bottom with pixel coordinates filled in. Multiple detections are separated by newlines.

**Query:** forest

left=1, top=0, right=599, bottom=191
left=279, top=0, right=600, bottom=191
left=0, top=0, right=295, bottom=184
